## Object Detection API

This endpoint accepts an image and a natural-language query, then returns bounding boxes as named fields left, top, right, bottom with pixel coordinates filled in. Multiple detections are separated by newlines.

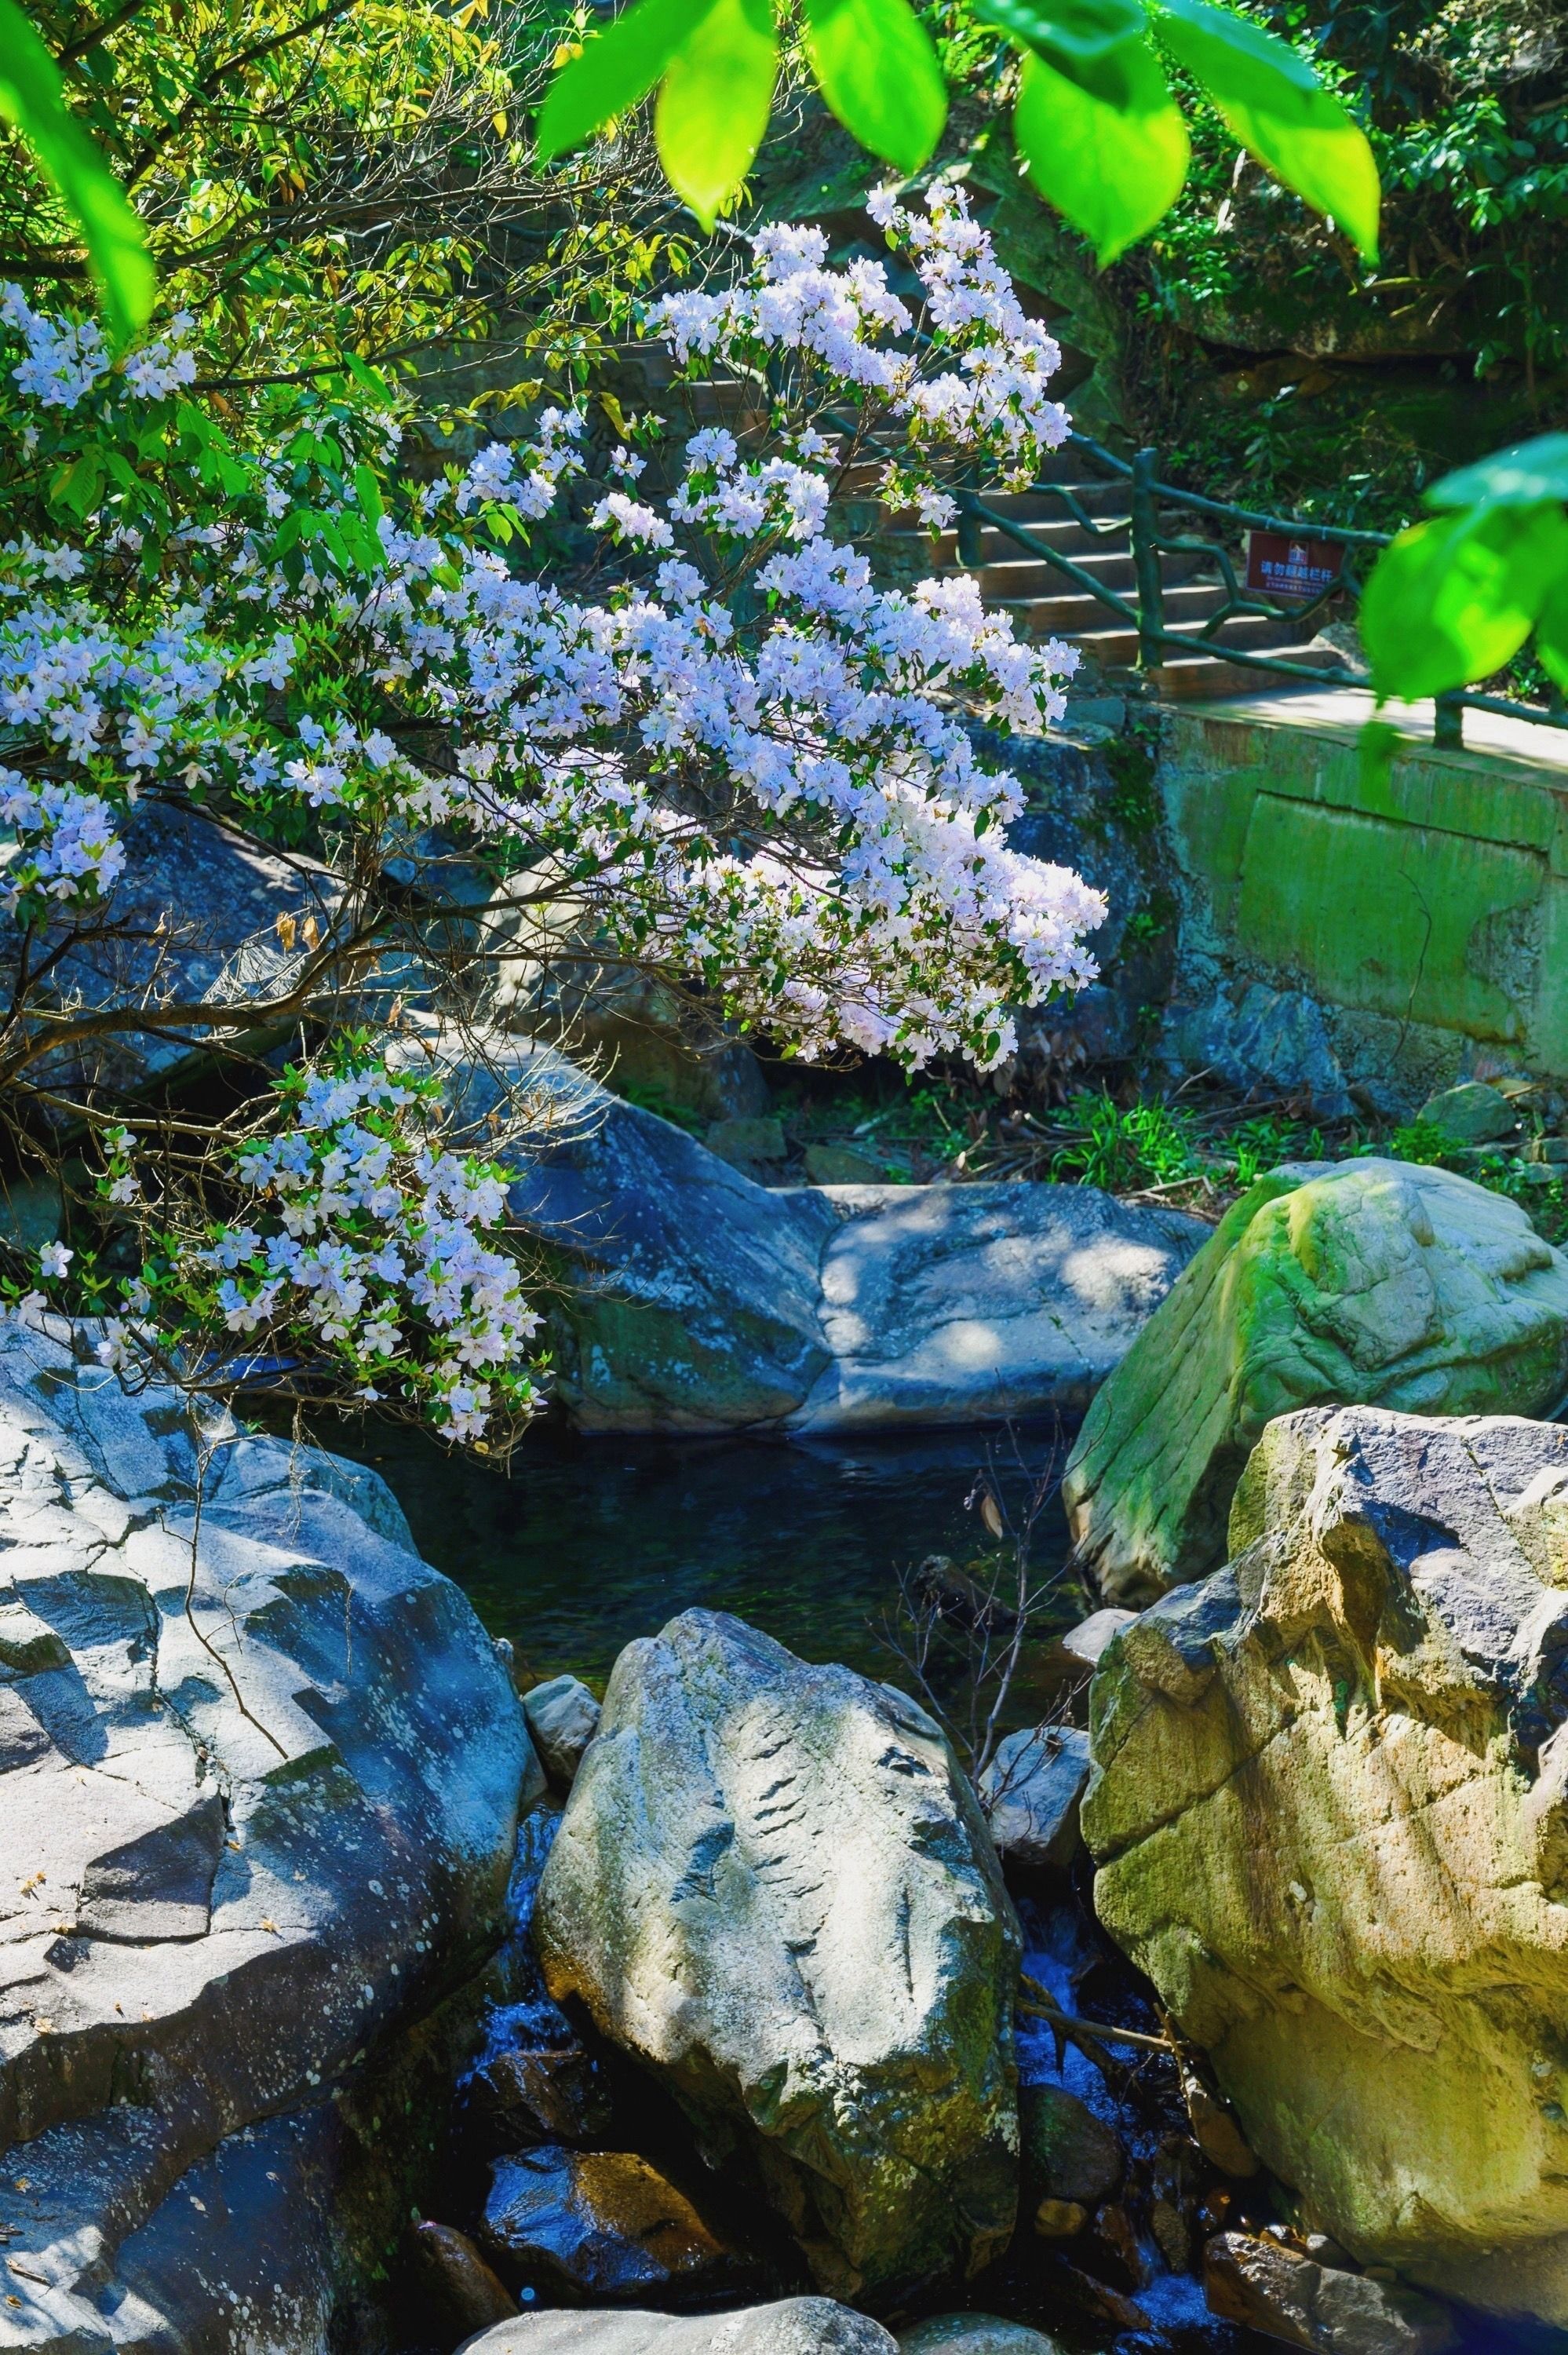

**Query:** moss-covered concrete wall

left=1158, top=699, right=1568, bottom=1099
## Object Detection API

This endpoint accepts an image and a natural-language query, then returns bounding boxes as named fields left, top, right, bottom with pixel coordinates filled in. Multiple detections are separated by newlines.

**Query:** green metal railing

left=953, top=431, right=1568, bottom=754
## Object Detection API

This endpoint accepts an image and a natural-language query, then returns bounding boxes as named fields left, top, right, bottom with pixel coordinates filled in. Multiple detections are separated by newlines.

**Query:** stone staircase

left=877, top=460, right=1347, bottom=703
left=636, top=368, right=1347, bottom=704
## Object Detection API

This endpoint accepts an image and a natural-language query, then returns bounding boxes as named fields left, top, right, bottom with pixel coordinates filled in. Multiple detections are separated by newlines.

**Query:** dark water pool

left=330, top=1411, right=1081, bottom=1703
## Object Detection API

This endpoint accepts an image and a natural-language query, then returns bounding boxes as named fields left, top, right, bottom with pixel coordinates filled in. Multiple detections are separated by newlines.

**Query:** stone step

left=978, top=483, right=1134, bottom=522
left=998, top=580, right=1236, bottom=638
left=970, top=553, right=1140, bottom=597
left=1017, top=608, right=1322, bottom=665
left=883, top=518, right=1127, bottom=565
left=1150, top=643, right=1350, bottom=698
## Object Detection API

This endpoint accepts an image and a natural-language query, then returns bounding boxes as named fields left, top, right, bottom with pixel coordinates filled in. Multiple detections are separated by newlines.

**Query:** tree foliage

left=538, top=0, right=1379, bottom=259
left=0, top=190, right=1103, bottom=1443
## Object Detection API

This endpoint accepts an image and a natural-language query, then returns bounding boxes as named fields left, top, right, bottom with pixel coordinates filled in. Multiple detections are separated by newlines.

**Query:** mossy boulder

left=1062, top=1157, right=1568, bottom=1604
left=533, top=1610, right=1020, bottom=2301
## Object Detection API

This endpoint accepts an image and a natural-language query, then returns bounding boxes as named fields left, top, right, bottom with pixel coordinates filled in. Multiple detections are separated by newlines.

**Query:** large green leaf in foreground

left=0, top=0, right=152, bottom=345
left=1150, top=0, right=1379, bottom=262
left=655, top=0, right=779, bottom=230
left=804, top=0, right=947, bottom=172
left=1361, top=503, right=1568, bottom=703
left=1012, top=37, right=1188, bottom=265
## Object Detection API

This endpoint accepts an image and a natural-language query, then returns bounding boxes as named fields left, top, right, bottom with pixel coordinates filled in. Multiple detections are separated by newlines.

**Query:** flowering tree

left=0, top=183, right=1104, bottom=1446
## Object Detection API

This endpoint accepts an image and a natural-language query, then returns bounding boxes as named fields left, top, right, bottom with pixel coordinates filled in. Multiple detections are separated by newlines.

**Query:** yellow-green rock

left=1063, top=1158, right=1568, bottom=1604
left=1084, top=1404, right=1568, bottom=2324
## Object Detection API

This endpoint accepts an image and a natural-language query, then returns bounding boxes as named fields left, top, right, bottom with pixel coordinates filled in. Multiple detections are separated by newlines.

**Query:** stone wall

left=1156, top=698, right=1568, bottom=1112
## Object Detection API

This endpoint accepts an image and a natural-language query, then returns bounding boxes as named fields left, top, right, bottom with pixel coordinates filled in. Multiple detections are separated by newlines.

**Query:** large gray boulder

left=459, top=2300, right=899, bottom=2355
left=532, top=1610, right=1021, bottom=2301
left=1085, top=1403, right=1568, bottom=2323
left=9, top=801, right=345, bottom=1112
left=0, top=1309, right=537, bottom=2355
left=441, top=1035, right=1207, bottom=1433
left=1064, top=1157, right=1568, bottom=1604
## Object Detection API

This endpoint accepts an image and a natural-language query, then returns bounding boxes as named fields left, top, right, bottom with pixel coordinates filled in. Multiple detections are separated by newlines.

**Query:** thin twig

left=1019, top=1975, right=1174, bottom=2057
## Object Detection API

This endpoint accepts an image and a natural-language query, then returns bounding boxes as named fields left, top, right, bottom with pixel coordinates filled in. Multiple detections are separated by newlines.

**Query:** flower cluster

left=2, top=286, right=111, bottom=410
left=647, top=183, right=1070, bottom=497
left=86, top=1050, right=543, bottom=1444
left=0, top=769, right=125, bottom=919
left=669, top=431, right=831, bottom=544
left=456, top=409, right=585, bottom=519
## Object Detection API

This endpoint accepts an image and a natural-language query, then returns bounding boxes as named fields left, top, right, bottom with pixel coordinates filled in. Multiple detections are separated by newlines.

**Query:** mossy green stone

left=1063, top=1157, right=1568, bottom=1601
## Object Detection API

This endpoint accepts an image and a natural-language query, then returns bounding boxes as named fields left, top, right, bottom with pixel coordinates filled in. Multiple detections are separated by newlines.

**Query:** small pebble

left=1033, top=2198, right=1086, bottom=2238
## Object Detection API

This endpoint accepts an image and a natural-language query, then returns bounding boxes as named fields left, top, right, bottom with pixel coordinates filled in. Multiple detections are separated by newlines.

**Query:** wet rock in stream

left=522, top=1675, right=601, bottom=1789
left=1019, top=2084, right=1122, bottom=2209
left=461, top=1986, right=614, bottom=2155
left=1204, top=2232, right=1457, bottom=2355
left=979, top=1728, right=1092, bottom=1875
left=897, top=2317, right=1066, bottom=2355
left=408, top=2219, right=520, bottom=2335
left=480, top=2145, right=751, bottom=2302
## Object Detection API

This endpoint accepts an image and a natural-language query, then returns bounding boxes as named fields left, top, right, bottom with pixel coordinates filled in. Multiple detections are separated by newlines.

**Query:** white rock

left=0, top=1312, right=538, bottom=2355
left=979, top=1725, right=1092, bottom=1871
left=533, top=1609, right=1021, bottom=2298
left=1059, top=1608, right=1136, bottom=1670
left=460, top=2300, right=897, bottom=2355
left=899, top=2317, right=1067, bottom=2355
left=523, top=1675, right=601, bottom=1787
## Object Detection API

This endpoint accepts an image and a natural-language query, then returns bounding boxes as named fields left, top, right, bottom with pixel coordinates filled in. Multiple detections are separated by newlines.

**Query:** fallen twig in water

left=1018, top=1972, right=1175, bottom=2056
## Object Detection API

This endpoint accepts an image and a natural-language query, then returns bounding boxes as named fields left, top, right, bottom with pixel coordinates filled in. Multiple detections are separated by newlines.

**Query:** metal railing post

left=1434, top=690, right=1465, bottom=750
left=1130, top=447, right=1165, bottom=674
left=955, top=476, right=986, bottom=570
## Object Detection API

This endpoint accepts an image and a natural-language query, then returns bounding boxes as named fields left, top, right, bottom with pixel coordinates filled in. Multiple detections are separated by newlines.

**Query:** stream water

left=336, top=1411, right=1081, bottom=1703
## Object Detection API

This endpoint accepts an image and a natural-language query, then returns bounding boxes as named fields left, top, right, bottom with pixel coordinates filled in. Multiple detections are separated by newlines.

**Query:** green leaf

left=804, top=0, right=946, bottom=170
left=1361, top=503, right=1568, bottom=702
left=1426, top=434, right=1568, bottom=513
left=0, top=0, right=152, bottom=346
left=1150, top=0, right=1379, bottom=261
left=975, top=0, right=1147, bottom=104
left=49, top=447, right=106, bottom=520
left=1012, top=40, right=1189, bottom=265
left=655, top=0, right=777, bottom=231
left=353, top=460, right=385, bottom=529
left=535, top=0, right=720, bottom=162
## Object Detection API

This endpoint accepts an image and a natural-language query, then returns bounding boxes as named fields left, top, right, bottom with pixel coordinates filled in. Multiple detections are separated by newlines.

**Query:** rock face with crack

left=0, top=1312, right=536, bottom=2353
left=444, top=1036, right=1206, bottom=1434
left=532, top=1609, right=1021, bottom=2300
left=1085, top=1403, right=1568, bottom=2322
left=1063, top=1158, right=1568, bottom=1604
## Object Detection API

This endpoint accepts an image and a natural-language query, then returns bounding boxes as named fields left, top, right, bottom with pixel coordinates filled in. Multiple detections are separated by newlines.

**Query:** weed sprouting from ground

left=1048, top=1093, right=1196, bottom=1191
